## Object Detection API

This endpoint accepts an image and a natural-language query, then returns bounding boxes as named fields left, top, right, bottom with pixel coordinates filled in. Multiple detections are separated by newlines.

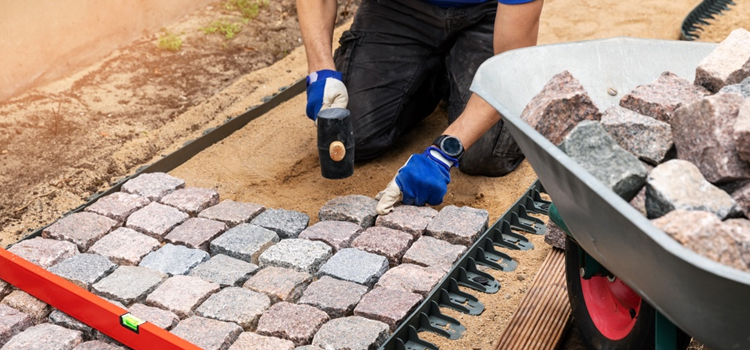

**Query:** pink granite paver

left=425, top=205, right=489, bottom=246
left=351, top=227, right=414, bottom=266
left=298, top=276, right=368, bottom=318
left=401, top=236, right=466, bottom=272
left=73, top=340, right=127, bottom=350
left=620, top=71, right=710, bottom=123
left=160, top=187, right=220, bottom=215
left=126, top=202, right=189, bottom=240
left=196, top=287, right=271, bottom=330
left=85, top=192, right=150, bottom=222
left=375, top=205, right=438, bottom=239
left=256, top=302, right=329, bottom=346
left=298, top=221, right=363, bottom=252
left=145, top=275, right=220, bottom=318
left=1, top=290, right=51, bottom=324
left=88, top=227, right=160, bottom=265
left=695, top=28, right=750, bottom=93
left=128, top=303, right=180, bottom=330
left=198, top=200, right=266, bottom=227
left=0, top=304, right=32, bottom=347
left=312, top=316, right=390, bottom=350
left=121, top=172, right=185, bottom=201
left=242, top=266, right=312, bottom=303
left=171, top=316, right=242, bottom=350
left=374, top=263, right=445, bottom=297
left=353, top=288, right=423, bottom=331
left=165, top=217, right=227, bottom=251
left=0, top=280, right=10, bottom=299
left=7, top=237, right=79, bottom=269
left=228, top=332, right=294, bottom=350
left=43, top=212, right=119, bottom=252
left=1, top=323, right=82, bottom=350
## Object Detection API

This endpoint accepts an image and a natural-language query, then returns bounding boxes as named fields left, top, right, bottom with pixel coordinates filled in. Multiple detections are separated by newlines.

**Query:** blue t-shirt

left=425, top=0, right=534, bottom=7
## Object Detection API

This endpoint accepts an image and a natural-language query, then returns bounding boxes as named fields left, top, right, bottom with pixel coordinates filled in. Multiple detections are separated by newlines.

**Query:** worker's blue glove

left=375, top=146, right=458, bottom=214
left=306, top=69, right=348, bottom=122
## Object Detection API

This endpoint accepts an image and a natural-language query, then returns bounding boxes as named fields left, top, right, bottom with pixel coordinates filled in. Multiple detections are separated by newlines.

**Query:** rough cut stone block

left=600, top=106, right=674, bottom=164
left=319, top=195, right=378, bottom=228
left=732, top=99, right=750, bottom=163
left=73, top=341, right=127, bottom=350
left=171, top=316, right=242, bottom=350
left=653, top=210, right=748, bottom=271
left=49, top=310, right=95, bottom=340
left=189, top=254, right=259, bottom=287
left=672, top=93, right=749, bottom=183
left=298, top=276, right=368, bottom=319
left=354, top=288, right=422, bottom=331
left=256, top=302, right=329, bottom=346
left=160, top=187, right=220, bottom=215
left=620, top=71, right=709, bottom=123
left=121, top=172, right=185, bottom=201
left=1, top=291, right=51, bottom=324
left=199, top=200, right=266, bottom=227
left=210, top=224, right=279, bottom=264
left=732, top=182, right=750, bottom=218
left=258, top=239, right=332, bottom=274
left=250, top=209, right=309, bottom=239
left=317, top=248, right=389, bottom=287
left=695, top=28, right=750, bottom=93
left=196, top=287, right=270, bottom=330
left=401, top=236, right=466, bottom=272
left=92, top=266, right=167, bottom=306
left=1, top=323, right=82, bottom=350
left=228, top=332, right=295, bottom=350
left=48, top=254, right=117, bottom=291
left=562, top=121, right=647, bottom=201
left=646, top=159, right=739, bottom=219
left=425, top=205, right=488, bottom=246
left=126, top=202, right=189, bottom=240
left=724, top=218, right=750, bottom=269
left=312, top=316, right=390, bottom=350
left=242, top=266, right=312, bottom=303
left=544, top=221, right=567, bottom=250
left=165, top=218, right=227, bottom=251
left=128, top=303, right=179, bottom=330
left=720, top=76, right=750, bottom=98
left=0, top=304, right=32, bottom=346
left=375, top=205, right=438, bottom=239
left=7, top=237, right=78, bottom=269
left=139, top=243, right=209, bottom=276
left=43, top=212, right=119, bottom=252
left=88, top=227, right=160, bottom=266
left=145, top=275, right=220, bottom=318
left=85, top=192, right=150, bottom=223
left=351, top=227, right=413, bottom=266
left=519, top=70, right=601, bottom=145
left=298, top=221, right=363, bottom=252
left=374, top=263, right=445, bottom=297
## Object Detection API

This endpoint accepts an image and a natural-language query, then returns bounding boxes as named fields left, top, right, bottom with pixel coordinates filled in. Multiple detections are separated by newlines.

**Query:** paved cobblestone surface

left=251, top=209, right=309, bottom=239
left=258, top=239, right=332, bottom=274
left=425, top=205, right=489, bottom=246
left=1, top=290, right=51, bottom=324
left=1, top=323, right=83, bottom=350
left=189, top=254, right=259, bottom=287
left=160, top=187, right=220, bottom=215
left=145, top=275, right=220, bottom=318
left=318, top=195, right=378, bottom=228
left=49, top=310, right=95, bottom=340
left=351, top=227, right=413, bottom=267
left=92, top=266, right=167, bottom=306
left=48, top=254, right=117, bottom=291
left=7, top=237, right=79, bottom=269
left=126, top=202, right=189, bottom=240
left=43, top=212, right=119, bottom=252
left=165, top=217, right=227, bottom=251
left=375, top=205, right=438, bottom=239
left=256, top=302, right=329, bottom=346
left=171, top=316, right=242, bottom=350
left=73, top=340, right=127, bottom=350
left=128, top=303, right=180, bottom=330
left=88, top=227, right=160, bottom=266
left=199, top=200, right=266, bottom=227
left=0, top=304, right=32, bottom=347
left=85, top=192, right=150, bottom=223
left=139, top=243, right=209, bottom=276
left=317, top=248, right=389, bottom=287
left=402, top=236, right=466, bottom=272
left=210, top=224, right=279, bottom=264
left=298, top=276, right=368, bottom=319
left=312, top=316, right=390, bottom=350
left=354, top=288, right=423, bottom=331
left=298, top=221, right=363, bottom=252
left=228, top=332, right=295, bottom=350
left=196, top=287, right=271, bottom=330
left=374, top=263, right=445, bottom=297
left=243, top=266, right=312, bottom=303
left=121, top=172, right=185, bottom=201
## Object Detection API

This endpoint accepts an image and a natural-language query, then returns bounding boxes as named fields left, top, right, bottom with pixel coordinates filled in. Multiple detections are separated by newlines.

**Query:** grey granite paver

left=189, top=254, right=259, bottom=287
left=139, top=243, right=209, bottom=276
left=720, top=76, right=750, bottom=98
left=0, top=304, right=32, bottom=347
left=43, top=212, right=118, bottom=252
left=354, top=288, right=423, bottom=331
left=251, top=209, right=309, bottom=239
left=199, top=200, right=266, bottom=227
left=145, top=275, right=220, bottom=318
left=228, top=332, right=295, bottom=350
left=1, top=290, right=51, bottom=324
left=695, top=28, right=750, bottom=93
left=298, top=221, right=363, bottom=252
left=196, top=287, right=271, bottom=330
left=128, top=303, right=179, bottom=330
left=375, top=205, right=438, bottom=239
left=171, top=316, right=242, bottom=350
left=88, top=227, right=160, bottom=266
left=7, top=237, right=79, bottom=269
left=317, top=248, right=389, bottom=287
left=402, top=236, right=466, bottom=272
left=210, top=224, right=279, bottom=264
left=85, top=192, right=150, bottom=223
left=49, top=310, right=95, bottom=340
left=258, top=239, right=332, bottom=274
left=126, top=202, right=189, bottom=240
left=312, top=316, right=390, bottom=350
left=318, top=195, right=378, bottom=228
left=92, top=266, right=167, bottom=306
left=242, top=266, right=312, bottom=303
left=121, top=172, right=185, bottom=201
left=256, top=302, right=329, bottom=346
left=351, top=227, right=413, bottom=267
left=73, top=340, right=127, bottom=350
left=48, top=254, right=117, bottom=291
left=165, top=217, right=227, bottom=251
left=374, top=263, right=445, bottom=297
left=425, top=205, right=489, bottom=246
left=160, top=187, right=220, bottom=215
left=1, top=323, right=82, bottom=350
left=298, top=276, right=368, bottom=319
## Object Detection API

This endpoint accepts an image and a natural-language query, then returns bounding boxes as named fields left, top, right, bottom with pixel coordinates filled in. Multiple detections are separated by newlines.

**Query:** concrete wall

left=0, top=0, right=215, bottom=101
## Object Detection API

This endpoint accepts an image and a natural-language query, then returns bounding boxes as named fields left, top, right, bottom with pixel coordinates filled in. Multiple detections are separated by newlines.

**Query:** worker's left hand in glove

left=305, top=69, right=348, bottom=122
left=375, top=146, right=458, bottom=215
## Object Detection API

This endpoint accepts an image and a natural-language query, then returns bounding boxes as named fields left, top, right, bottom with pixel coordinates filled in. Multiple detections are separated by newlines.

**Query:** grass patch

left=201, top=20, right=243, bottom=39
left=157, top=30, right=183, bottom=51
left=225, top=0, right=269, bottom=20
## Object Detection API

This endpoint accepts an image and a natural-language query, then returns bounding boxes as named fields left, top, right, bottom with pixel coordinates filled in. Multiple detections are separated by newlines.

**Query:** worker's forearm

left=297, top=0, right=339, bottom=73
left=443, top=94, right=501, bottom=150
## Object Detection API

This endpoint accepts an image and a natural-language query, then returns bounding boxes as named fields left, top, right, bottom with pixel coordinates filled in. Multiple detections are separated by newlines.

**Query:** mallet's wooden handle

left=329, top=141, right=346, bottom=162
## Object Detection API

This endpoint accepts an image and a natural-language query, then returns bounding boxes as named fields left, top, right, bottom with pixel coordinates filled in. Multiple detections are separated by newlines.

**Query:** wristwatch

left=433, top=135, right=464, bottom=160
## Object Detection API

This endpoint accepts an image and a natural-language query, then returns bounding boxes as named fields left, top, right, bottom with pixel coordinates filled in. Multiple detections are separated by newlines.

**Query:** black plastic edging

left=12, top=79, right=306, bottom=247
left=680, top=0, right=736, bottom=41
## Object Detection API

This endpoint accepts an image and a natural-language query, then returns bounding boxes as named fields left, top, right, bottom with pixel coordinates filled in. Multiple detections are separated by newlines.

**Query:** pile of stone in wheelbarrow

left=528, top=28, right=750, bottom=272
left=0, top=171, right=492, bottom=350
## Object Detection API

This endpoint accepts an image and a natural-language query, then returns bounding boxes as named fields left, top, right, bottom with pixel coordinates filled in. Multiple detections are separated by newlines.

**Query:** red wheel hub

left=580, top=275, right=642, bottom=340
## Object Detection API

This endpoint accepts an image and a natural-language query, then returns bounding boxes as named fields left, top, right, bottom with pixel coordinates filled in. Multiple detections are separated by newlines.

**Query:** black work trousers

left=333, top=0, right=524, bottom=176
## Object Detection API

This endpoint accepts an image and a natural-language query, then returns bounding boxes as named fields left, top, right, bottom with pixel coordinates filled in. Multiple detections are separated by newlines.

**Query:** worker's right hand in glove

left=305, top=69, right=348, bottom=122
left=375, top=146, right=458, bottom=215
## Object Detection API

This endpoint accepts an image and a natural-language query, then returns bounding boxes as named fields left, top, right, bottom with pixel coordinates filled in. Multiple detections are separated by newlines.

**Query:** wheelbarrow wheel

left=565, top=236, right=691, bottom=350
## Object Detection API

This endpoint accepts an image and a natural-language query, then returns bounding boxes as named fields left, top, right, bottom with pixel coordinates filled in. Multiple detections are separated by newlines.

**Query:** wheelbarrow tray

left=472, top=37, right=750, bottom=350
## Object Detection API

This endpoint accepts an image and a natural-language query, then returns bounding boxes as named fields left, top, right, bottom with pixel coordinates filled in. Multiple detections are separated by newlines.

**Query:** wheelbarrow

left=472, top=37, right=750, bottom=350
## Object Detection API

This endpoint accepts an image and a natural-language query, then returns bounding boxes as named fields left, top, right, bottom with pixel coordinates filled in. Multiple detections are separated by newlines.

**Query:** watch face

left=441, top=137, right=462, bottom=157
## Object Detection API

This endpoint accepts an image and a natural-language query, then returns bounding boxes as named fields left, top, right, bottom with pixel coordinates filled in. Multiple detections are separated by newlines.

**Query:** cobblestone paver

left=425, top=205, right=489, bottom=246
left=189, top=254, right=259, bottom=287
left=351, top=227, right=413, bottom=267
left=258, top=239, right=332, bottom=274
left=298, top=221, right=363, bottom=253
left=298, top=276, right=368, bottom=319
left=128, top=303, right=180, bottom=330
left=88, top=227, right=160, bottom=266
left=243, top=266, right=312, bottom=303
left=121, top=172, right=185, bottom=201
left=139, top=243, right=209, bottom=276
left=92, top=266, right=167, bottom=306
left=256, top=302, right=329, bottom=346
left=251, top=209, right=309, bottom=239
left=43, top=212, right=118, bottom=252
left=160, top=187, right=220, bottom=215
left=2, top=323, right=82, bottom=350
left=145, top=275, right=220, bottom=318
left=1, top=290, right=51, bottom=324
left=48, top=254, right=117, bottom=291
left=85, top=192, right=151, bottom=223
left=228, top=332, right=295, bottom=350
left=171, top=316, right=242, bottom=350
left=126, top=202, right=189, bottom=240
left=199, top=200, right=266, bottom=227
left=210, top=224, right=279, bottom=264
left=354, top=288, right=423, bottom=331
left=318, top=195, right=378, bottom=228
left=165, top=217, right=227, bottom=251
left=375, top=263, right=445, bottom=297
left=317, top=248, right=389, bottom=287
left=196, top=287, right=271, bottom=330
left=0, top=280, right=10, bottom=299
left=402, top=236, right=466, bottom=272
left=375, top=205, right=438, bottom=239
left=73, top=340, right=127, bottom=350
left=312, top=316, right=390, bottom=350
left=49, top=310, right=95, bottom=340
left=7, top=237, right=79, bottom=269
left=0, top=304, right=32, bottom=347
